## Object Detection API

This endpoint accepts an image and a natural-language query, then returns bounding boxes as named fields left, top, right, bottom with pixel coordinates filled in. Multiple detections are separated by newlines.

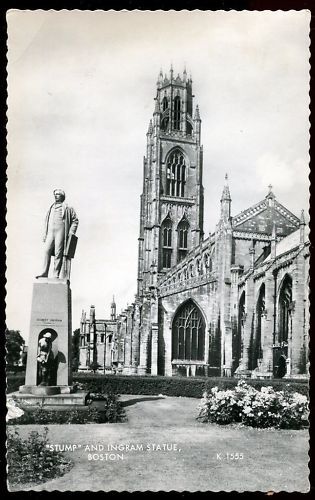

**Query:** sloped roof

left=232, top=191, right=300, bottom=238
left=264, top=225, right=309, bottom=262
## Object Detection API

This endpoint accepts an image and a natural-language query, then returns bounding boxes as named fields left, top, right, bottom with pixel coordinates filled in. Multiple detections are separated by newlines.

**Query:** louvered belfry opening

left=166, top=150, right=186, bottom=197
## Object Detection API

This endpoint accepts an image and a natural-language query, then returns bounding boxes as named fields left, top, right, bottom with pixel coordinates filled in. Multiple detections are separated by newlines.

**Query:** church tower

left=137, top=67, right=204, bottom=297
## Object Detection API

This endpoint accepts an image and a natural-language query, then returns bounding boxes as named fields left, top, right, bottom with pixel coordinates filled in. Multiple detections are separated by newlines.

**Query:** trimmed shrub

left=7, top=374, right=309, bottom=399
left=7, top=427, right=73, bottom=487
left=7, top=394, right=126, bottom=425
left=7, top=375, right=25, bottom=393
left=87, top=392, right=127, bottom=423
left=72, top=374, right=309, bottom=399
left=197, top=380, right=309, bottom=429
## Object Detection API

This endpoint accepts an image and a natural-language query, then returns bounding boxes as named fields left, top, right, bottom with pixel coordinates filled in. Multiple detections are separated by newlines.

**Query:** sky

left=6, top=10, right=310, bottom=343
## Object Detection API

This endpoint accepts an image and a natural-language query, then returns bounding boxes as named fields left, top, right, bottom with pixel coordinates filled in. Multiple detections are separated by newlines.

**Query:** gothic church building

left=80, top=68, right=309, bottom=379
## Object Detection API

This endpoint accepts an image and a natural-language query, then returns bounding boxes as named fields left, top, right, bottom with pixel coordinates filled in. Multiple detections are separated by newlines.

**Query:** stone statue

left=37, top=333, right=53, bottom=386
left=36, top=189, right=79, bottom=279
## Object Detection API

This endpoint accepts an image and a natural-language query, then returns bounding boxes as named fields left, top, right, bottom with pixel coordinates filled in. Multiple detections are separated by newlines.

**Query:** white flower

left=6, top=398, right=24, bottom=421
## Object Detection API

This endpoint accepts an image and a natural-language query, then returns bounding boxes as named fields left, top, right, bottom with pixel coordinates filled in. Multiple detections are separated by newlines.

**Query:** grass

left=9, top=394, right=309, bottom=492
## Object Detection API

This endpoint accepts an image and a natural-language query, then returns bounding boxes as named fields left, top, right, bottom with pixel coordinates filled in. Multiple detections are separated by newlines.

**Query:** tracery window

left=172, top=301, right=205, bottom=361
left=278, top=274, right=292, bottom=344
left=249, top=284, right=264, bottom=370
left=166, top=150, right=186, bottom=197
left=161, top=217, right=173, bottom=268
left=232, top=291, right=245, bottom=373
left=174, top=96, right=181, bottom=130
left=177, top=219, right=189, bottom=262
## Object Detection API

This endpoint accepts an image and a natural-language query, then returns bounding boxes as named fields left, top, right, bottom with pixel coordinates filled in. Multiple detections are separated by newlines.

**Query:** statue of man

left=37, top=332, right=53, bottom=386
left=36, top=189, right=79, bottom=279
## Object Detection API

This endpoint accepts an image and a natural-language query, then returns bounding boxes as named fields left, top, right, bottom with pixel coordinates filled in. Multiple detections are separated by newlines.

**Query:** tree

left=72, top=328, right=80, bottom=372
left=6, top=330, right=25, bottom=373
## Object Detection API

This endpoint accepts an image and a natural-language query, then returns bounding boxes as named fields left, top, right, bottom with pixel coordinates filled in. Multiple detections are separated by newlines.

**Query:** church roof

left=263, top=225, right=309, bottom=262
left=232, top=188, right=300, bottom=237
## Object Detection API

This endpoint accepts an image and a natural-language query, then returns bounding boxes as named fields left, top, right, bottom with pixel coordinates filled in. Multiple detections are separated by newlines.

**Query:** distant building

left=79, top=298, right=124, bottom=373
left=81, top=68, right=309, bottom=378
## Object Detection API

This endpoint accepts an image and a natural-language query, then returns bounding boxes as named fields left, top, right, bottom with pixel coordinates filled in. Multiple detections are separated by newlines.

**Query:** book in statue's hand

left=65, top=233, right=78, bottom=259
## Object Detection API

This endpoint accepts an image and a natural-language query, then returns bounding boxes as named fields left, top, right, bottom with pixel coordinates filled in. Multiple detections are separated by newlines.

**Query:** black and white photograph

left=5, top=9, right=310, bottom=492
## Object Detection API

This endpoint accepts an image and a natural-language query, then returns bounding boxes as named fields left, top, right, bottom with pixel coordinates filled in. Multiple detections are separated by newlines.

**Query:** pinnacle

left=221, top=174, right=231, bottom=202
left=194, top=105, right=200, bottom=120
left=266, top=184, right=275, bottom=199
left=147, top=119, right=153, bottom=134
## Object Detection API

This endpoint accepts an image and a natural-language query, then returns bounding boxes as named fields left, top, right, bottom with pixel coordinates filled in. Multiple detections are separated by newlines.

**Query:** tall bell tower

left=137, top=67, right=204, bottom=297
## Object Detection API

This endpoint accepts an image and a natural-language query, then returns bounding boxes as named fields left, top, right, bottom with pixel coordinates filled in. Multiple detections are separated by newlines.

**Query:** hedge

left=74, top=374, right=309, bottom=398
left=6, top=375, right=25, bottom=394
left=7, top=394, right=126, bottom=425
left=7, top=373, right=309, bottom=398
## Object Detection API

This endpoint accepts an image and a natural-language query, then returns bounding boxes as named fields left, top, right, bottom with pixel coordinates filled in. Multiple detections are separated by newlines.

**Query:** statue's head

left=53, top=189, right=65, bottom=202
left=43, top=332, right=52, bottom=342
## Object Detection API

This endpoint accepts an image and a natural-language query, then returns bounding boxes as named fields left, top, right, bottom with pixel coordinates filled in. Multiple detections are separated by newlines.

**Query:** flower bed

left=7, top=427, right=73, bottom=488
left=197, top=380, right=309, bottom=429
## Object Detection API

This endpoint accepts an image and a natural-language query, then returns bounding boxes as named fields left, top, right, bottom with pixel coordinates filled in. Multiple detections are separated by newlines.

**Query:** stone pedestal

left=17, top=278, right=88, bottom=406
left=19, top=385, right=74, bottom=395
left=13, top=391, right=89, bottom=406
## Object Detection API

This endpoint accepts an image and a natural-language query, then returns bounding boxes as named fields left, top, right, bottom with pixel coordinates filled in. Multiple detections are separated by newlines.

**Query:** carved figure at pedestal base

left=37, top=333, right=53, bottom=386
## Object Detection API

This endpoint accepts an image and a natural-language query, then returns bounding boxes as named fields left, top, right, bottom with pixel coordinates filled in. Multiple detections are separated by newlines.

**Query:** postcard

left=6, top=9, right=310, bottom=492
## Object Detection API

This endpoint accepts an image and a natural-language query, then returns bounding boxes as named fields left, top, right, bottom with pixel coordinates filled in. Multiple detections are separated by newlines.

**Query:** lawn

left=8, top=395, right=309, bottom=492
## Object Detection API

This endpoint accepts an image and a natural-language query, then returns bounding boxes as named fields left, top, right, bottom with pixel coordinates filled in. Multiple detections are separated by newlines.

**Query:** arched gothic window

left=278, top=274, right=292, bottom=344
left=172, top=301, right=205, bottom=361
left=162, top=96, right=168, bottom=111
left=177, top=219, right=189, bottom=262
left=232, top=292, right=245, bottom=373
left=166, top=150, right=186, bottom=197
left=174, top=96, right=181, bottom=130
left=249, top=284, right=264, bottom=370
left=161, top=216, right=172, bottom=269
